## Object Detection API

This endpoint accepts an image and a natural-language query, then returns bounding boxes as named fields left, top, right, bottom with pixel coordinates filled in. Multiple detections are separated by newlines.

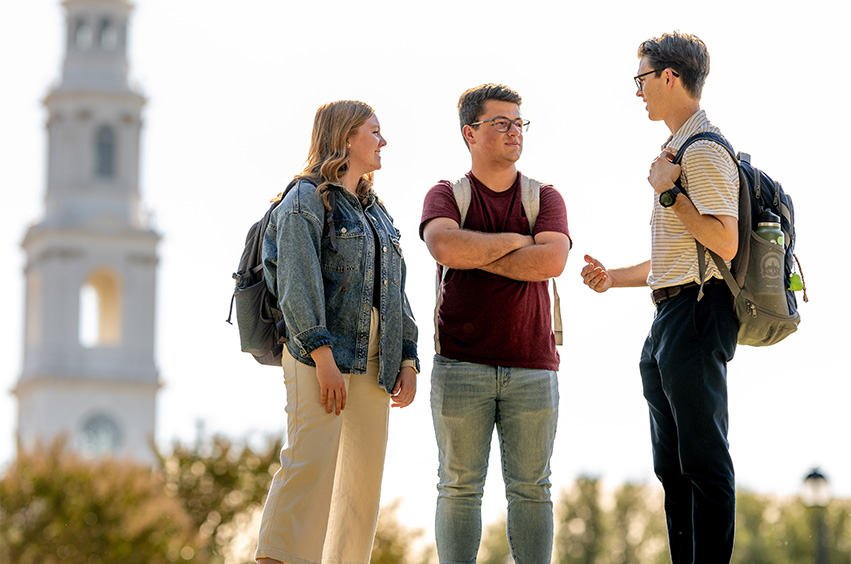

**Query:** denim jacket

left=262, top=179, right=419, bottom=393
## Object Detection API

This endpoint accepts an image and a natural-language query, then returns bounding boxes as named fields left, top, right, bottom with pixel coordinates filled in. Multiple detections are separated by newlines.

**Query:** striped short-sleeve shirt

left=648, top=110, right=739, bottom=290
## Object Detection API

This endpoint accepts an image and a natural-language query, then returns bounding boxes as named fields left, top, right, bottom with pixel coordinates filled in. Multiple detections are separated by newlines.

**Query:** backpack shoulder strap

left=519, top=174, right=562, bottom=345
left=519, top=174, right=541, bottom=231
left=452, top=173, right=542, bottom=230
left=673, top=132, right=751, bottom=300
left=673, top=131, right=737, bottom=166
left=451, top=176, right=472, bottom=228
left=440, top=176, right=472, bottom=304
left=435, top=177, right=472, bottom=353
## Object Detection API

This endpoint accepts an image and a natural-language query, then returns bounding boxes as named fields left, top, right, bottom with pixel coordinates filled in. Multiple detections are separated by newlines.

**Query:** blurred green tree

left=551, top=478, right=850, bottom=564
left=555, top=476, right=607, bottom=564
left=731, top=490, right=851, bottom=564
left=0, top=441, right=198, bottom=564
left=370, top=498, right=431, bottom=564
left=733, top=490, right=793, bottom=564
left=477, top=513, right=511, bottom=564
left=5, top=439, right=849, bottom=564
left=825, top=500, right=851, bottom=562
left=156, top=433, right=282, bottom=563
left=608, top=482, right=667, bottom=564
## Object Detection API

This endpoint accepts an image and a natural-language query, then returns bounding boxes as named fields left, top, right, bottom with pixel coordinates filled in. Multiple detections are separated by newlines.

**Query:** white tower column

left=16, top=0, right=160, bottom=465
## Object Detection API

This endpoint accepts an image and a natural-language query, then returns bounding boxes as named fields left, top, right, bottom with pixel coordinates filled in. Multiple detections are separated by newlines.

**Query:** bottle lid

left=758, top=210, right=781, bottom=224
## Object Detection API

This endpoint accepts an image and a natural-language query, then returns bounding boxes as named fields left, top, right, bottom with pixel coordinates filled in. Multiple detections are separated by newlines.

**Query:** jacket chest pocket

left=321, top=218, right=364, bottom=273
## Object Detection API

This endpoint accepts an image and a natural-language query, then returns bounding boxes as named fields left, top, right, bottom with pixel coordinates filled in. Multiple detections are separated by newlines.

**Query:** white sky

left=2, top=0, right=849, bottom=542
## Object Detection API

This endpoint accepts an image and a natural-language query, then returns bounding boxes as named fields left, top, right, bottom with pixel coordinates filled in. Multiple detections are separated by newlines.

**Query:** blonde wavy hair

left=298, top=100, right=376, bottom=209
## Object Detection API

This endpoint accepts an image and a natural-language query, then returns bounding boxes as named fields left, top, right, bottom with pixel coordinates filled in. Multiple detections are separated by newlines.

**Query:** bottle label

left=756, top=224, right=784, bottom=247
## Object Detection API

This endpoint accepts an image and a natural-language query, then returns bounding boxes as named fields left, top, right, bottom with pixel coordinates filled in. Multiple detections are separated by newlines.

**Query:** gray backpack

left=433, top=174, right=563, bottom=353
left=227, top=178, right=344, bottom=366
left=673, top=133, right=806, bottom=347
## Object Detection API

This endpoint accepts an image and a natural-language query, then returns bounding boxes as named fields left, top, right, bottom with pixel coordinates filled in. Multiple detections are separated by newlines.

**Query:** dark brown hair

left=457, top=84, right=522, bottom=148
left=638, top=31, right=710, bottom=100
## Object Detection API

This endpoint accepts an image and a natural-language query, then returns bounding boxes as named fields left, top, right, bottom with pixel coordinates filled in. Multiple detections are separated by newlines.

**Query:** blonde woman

left=255, top=100, right=419, bottom=564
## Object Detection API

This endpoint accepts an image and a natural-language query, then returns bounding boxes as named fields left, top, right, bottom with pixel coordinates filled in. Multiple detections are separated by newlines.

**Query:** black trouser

left=639, top=284, right=738, bottom=564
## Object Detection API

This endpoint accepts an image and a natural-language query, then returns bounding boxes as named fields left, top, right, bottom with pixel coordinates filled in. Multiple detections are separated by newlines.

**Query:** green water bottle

left=755, top=210, right=784, bottom=246
left=753, top=209, right=788, bottom=313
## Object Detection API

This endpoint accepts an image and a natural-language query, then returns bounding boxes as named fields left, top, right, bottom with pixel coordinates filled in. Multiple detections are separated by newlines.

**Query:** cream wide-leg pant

left=256, top=308, right=389, bottom=564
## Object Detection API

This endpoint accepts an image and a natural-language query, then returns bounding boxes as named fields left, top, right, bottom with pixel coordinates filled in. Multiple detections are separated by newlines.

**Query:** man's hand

left=648, top=149, right=681, bottom=194
left=581, top=254, right=613, bottom=293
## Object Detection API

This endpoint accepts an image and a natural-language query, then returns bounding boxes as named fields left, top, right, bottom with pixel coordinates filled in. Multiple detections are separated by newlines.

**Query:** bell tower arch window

left=95, top=125, right=116, bottom=178
left=98, top=18, right=118, bottom=51
left=74, top=19, right=92, bottom=51
left=79, top=268, right=123, bottom=348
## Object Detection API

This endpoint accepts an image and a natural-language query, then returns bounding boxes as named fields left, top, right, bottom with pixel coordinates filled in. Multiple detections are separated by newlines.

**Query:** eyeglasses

left=634, top=69, right=679, bottom=91
left=470, top=117, right=530, bottom=133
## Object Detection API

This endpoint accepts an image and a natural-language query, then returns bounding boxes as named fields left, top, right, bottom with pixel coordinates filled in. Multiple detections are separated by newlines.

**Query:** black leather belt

left=651, top=278, right=725, bottom=306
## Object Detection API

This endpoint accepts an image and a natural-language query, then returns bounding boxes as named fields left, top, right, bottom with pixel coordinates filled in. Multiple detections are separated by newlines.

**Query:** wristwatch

left=659, top=186, right=682, bottom=208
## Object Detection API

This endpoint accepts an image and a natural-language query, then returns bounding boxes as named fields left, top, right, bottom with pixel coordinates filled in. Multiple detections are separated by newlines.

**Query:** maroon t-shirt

left=419, top=172, right=570, bottom=371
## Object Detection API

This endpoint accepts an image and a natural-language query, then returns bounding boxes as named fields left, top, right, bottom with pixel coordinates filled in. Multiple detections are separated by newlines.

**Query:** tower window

left=74, top=19, right=92, bottom=51
left=99, top=18, right=118, bottom=51
left=79, top=268, right=123, bottom=348
left=95, top=126, right=116, bottom=178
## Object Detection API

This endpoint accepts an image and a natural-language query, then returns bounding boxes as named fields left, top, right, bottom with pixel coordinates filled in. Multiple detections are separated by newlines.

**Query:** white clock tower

left=15, top=0, right=160, bottom=465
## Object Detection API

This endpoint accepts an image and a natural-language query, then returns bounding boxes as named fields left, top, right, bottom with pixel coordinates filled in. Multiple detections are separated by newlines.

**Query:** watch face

left=660, top=188, right=678, bottom=208
left=78, top=413, right=122, bottom=457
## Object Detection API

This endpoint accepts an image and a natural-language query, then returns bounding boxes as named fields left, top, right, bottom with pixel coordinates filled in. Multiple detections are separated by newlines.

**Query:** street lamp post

left=801, top=468, right=830, bottom=564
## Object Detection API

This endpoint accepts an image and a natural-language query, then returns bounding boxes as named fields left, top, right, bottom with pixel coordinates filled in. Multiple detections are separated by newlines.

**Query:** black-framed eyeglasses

left=634, top=69, right=679, bottom=91
left=470, top=116, right=530, bottom=133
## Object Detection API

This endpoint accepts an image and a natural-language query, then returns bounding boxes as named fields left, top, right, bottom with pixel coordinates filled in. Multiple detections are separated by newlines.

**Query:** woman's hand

left=310, top=346, right=346, bottom=415
left=390, top=366, right=417, bottom=408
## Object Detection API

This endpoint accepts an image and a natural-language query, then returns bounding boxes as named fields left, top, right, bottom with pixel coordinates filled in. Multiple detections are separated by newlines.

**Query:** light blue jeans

left=431, top=354, right=559, bottom=564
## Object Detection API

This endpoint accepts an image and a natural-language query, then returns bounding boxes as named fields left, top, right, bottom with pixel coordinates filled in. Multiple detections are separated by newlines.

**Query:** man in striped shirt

left=580, top=32, right=739, bottom=563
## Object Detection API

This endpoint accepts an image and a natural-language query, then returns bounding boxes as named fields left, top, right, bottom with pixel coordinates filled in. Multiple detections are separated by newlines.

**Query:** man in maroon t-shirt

left=420, top=84, right=570, bottom=564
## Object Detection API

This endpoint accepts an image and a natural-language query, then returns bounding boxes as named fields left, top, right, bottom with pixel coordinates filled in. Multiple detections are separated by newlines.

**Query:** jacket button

left=341, top=227, right=347, bottom=234
left=383, top=246, right=387, bottom=252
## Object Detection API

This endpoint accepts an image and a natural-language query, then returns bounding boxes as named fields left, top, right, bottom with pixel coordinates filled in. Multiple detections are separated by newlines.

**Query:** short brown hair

left=458, top=84, right=522, bottom=148
left=638, top=31, right=710, bottom=100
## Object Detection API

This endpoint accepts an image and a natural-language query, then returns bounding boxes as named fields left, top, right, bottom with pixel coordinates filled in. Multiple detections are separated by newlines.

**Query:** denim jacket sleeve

left=399, top=238, right=420, bottom=371
left=374, top=202, right=419, bottom=374
left=263, top=181, right=333, bottom=357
